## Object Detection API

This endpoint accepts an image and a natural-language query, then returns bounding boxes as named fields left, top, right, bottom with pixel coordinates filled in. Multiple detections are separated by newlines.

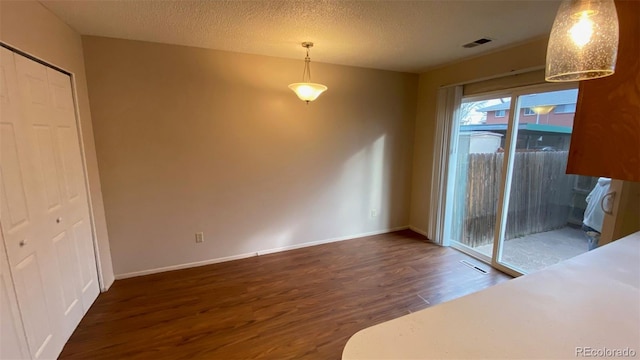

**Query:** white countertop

left=342, top=232, right=640, bottom=359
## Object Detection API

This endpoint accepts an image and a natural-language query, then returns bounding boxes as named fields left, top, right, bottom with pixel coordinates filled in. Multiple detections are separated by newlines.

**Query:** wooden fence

left=452, top=151, right=575, bottom=248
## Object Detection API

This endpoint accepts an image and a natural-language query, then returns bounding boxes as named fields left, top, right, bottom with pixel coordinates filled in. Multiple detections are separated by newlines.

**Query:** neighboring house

left=478, top=89, right=578, bottom=127
left=461, top=89, right=578, bottom=152
left=460, top=123, right=573, bottom=151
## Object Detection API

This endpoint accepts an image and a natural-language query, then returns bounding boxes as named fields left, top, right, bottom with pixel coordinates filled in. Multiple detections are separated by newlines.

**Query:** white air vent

left=460, top=260, right=488, bottom=274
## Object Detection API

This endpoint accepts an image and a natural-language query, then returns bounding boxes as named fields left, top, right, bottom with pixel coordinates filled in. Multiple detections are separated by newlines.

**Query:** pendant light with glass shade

left=530, top=105, right=556, bottom=115
left=288, top=42, right=328, bottom=103
left=545, top=0, right=619, bottom=82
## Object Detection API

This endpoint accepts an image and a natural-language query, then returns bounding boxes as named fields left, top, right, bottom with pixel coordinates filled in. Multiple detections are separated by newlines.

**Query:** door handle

left=19, top=239, right=27, bottom=247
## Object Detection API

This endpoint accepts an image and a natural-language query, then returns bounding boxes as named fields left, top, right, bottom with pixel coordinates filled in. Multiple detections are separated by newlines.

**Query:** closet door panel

left=48, top=68, right=84, bottom=206
left=0, top=269, right=29, bottom=360
left=52, top=231, right=84, bottom=336
left=15, top=56, right=65, bottom=230
left=1, top=47, right=62, bottom=360
left=46, top=66, right=99, bottom=310
left=0, top=123, right=30, bottom=230
left=0, top=231, right=29, bottom=360
left=71, top=218, right=98, bottom=308
left=13, top=253, right=57, bottom=359
left=0, top=48, right=41, bottom=262
left=1, top=47, right=100, bottom=359
left=14, top=53, right=87, bottom=341
left=33, top=125, right=63, bottom=210
left=57, top=126, right=81, bottom=200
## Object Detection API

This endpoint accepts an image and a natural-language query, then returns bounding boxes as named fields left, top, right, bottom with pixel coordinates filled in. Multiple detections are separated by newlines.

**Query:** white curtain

left=427, top=86, right=462, bottom=245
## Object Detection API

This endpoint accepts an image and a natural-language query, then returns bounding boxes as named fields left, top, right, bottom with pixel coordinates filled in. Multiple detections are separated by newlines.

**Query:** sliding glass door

left=445, top=84, right=596, bottom=276
left=446, top=95, right=511, bottom=263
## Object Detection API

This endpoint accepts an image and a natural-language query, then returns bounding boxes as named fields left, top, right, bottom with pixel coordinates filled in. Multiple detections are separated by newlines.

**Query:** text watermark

left=576, top=347, right=637, bottom=358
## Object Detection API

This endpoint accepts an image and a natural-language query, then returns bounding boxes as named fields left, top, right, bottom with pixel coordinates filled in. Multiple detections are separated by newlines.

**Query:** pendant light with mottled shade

left=546, top=0, right=619, bottom=82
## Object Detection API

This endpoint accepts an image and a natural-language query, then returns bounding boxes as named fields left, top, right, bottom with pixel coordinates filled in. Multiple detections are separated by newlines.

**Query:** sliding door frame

left=445, top=90, right=511, bottom=264
left=492, top=82, right=579, bottom=276
left=441, top=82, right=579, bottom=277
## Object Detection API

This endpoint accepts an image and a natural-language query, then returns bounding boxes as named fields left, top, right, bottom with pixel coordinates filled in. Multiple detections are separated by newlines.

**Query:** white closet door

left=1, top=46, right=62, bottom=360
left=44, top=64, right=99, bottom=313
left=0, top=230, right=29, bottom=360
left=1, top=48, right=100, bottom=359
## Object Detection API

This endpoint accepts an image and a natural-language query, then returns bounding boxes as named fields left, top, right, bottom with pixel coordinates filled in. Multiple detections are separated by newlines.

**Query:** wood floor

left=60, top=230, right=511, bottom=360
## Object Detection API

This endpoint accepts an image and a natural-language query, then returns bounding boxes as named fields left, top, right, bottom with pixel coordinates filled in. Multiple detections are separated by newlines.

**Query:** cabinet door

left=567, top=0, right=640, bottom=181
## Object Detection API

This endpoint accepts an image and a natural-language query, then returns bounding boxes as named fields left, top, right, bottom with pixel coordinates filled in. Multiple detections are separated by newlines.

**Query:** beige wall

left=82, top=36, right=418, bottom=276
left=0, top=2, right=554, bottom=279
left=409, top=38, right=549, bottom=233
left=0, top=1, right=115, bottom=289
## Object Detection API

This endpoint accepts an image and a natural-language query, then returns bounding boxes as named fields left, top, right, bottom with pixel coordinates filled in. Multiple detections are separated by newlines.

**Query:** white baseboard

left=115, top=226, right=410, bottom=280
left=115, top=252, right=258, bottom=279
left=409, top=225, right=429, bottom=238
left=255, top=226, right=409, bottom=256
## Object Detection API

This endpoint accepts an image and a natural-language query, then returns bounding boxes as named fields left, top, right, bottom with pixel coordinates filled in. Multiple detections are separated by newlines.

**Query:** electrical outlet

left=195, top=232, right=204, bottom=243
left=370, top=209, right=378, bottom=218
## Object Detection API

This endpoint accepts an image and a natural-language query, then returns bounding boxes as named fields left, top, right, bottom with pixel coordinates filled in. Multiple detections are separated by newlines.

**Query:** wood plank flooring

left=60, top=230, right=511, bottom=360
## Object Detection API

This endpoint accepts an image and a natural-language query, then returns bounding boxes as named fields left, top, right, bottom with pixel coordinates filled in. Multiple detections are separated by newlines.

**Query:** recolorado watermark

left=576, top=347, right=637, bottom=358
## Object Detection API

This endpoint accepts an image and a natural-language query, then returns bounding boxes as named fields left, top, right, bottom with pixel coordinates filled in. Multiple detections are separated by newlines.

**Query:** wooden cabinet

left=567, top=0, right=640, bottom=181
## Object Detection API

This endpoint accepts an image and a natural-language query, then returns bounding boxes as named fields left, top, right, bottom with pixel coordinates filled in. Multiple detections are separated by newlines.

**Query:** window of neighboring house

left=523, top=108, right=535, bottom=116
left=554, top=103, right=577, bottom=113
left=495, top=110, right=506, bottom=117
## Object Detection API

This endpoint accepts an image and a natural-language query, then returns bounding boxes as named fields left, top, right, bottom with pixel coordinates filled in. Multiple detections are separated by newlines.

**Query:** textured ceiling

left=40, top=0, right=561, bottom=73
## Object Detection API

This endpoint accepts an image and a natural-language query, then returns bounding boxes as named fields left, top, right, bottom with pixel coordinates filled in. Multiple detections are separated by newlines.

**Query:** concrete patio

left=475, top=226, right=590, bottom=273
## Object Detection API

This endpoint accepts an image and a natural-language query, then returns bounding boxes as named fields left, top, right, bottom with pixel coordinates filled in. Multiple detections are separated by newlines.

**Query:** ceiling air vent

left=462, top=38, right=493, bottom=48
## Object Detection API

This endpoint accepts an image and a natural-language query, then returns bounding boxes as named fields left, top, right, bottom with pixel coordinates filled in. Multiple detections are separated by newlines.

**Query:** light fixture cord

left=302, top=47, right=312, bottom=82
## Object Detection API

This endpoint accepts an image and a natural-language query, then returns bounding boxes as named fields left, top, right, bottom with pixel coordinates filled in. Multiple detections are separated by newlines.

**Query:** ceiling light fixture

left=545, top=0, right=619, bottom=82
left=288, top=42, right=327, bottom=104
left=530, top=105, right=556, bottom=115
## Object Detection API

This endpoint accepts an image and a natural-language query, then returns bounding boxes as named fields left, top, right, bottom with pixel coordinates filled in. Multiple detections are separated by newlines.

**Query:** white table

left=343, top=231, right=640, bottom=359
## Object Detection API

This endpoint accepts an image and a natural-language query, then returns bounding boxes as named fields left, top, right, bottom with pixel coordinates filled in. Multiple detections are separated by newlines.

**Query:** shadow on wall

left=245, top=134, right=392, bottom=253
left=238, top=65, right=416, bottom=257
left=81, top=37, right=417, bottom=276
